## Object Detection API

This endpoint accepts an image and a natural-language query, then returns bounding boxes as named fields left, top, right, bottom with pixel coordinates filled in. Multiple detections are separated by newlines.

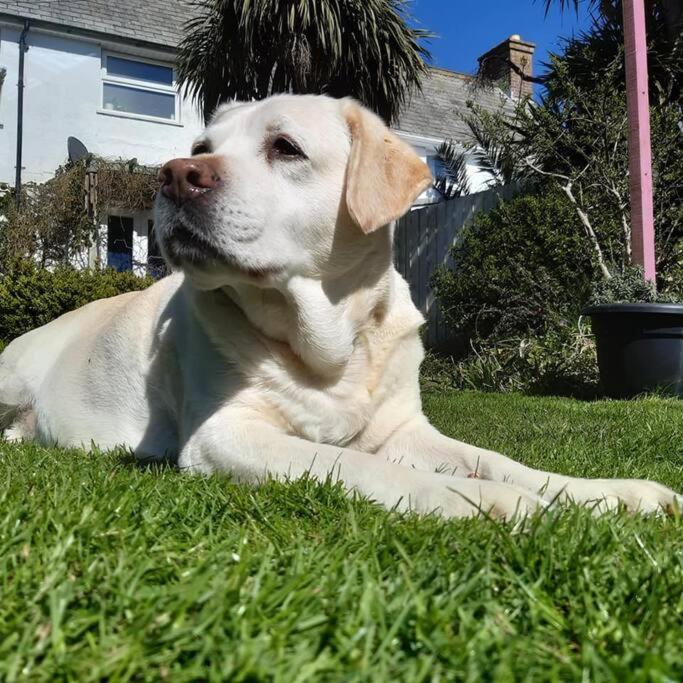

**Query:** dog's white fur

left=1, top=95, right=680, bottom=518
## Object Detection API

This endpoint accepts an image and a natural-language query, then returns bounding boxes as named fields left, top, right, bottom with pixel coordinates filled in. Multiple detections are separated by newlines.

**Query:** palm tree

left=435, top=0, right=681, bottom=198
left=177, top=0, right=431, bottom=123
left=433, top=141, right=470, bottom=199
left=538, top=0, right=681, bottom=108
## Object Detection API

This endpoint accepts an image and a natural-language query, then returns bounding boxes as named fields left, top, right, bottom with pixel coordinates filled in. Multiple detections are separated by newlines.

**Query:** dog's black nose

left=158, top=158, right=221, bottom=206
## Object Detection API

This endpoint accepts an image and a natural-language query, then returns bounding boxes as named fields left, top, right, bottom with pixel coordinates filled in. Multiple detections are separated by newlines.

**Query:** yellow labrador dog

left=1, top=95, right=679, bottom=518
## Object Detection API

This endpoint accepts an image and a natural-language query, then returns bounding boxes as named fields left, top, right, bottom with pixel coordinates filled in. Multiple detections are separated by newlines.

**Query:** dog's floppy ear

left=343, top=100, right=433, bottom=234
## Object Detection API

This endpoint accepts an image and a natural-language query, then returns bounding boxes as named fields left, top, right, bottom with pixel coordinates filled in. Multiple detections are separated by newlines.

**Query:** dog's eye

left=191, top=142, right=211, bottom=156
left=271, top=136, right=306, bottom=159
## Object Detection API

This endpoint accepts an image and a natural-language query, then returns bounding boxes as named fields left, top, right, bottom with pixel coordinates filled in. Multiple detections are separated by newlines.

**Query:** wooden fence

left=394, top=184, right=520, bottom=349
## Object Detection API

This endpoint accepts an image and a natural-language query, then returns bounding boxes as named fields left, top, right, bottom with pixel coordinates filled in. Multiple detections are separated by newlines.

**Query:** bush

left=0, top=260, right=154, bottom=343
left=428, top=186, right=602, bottom=397
left=420, top=325, right=599, bottom=399
left=431, top=186, right=594, bottom=351
left=589, top=266, right=682, bottom=305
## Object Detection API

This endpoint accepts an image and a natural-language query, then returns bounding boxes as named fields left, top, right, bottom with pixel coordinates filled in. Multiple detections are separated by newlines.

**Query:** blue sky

left=409, top=0, right=594, bottom=79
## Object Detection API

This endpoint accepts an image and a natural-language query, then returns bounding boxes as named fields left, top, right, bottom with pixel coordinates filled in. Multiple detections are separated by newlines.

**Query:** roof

left=396, top=67, right=515, bottom=144
left=0, top=0, right=194, bottom=48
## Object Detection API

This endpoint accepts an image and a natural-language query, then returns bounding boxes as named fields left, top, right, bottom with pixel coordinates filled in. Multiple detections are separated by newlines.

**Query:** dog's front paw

left=409, top=477, right=547, bottom=520
left=480, top=482, right=549, bottom=520
left=566, top=479, right=682, bottom=515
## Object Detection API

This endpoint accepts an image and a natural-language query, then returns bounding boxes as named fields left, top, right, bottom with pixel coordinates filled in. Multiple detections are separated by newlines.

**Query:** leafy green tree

left=434, top=103, right=529, bottom=199
left=436, top=0, right=682, bottom=287
left=177, top=0, right=431, bottom=123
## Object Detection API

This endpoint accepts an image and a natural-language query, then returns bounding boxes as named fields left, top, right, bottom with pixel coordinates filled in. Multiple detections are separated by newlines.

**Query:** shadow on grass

left=111, top=448, right=179, bottom=474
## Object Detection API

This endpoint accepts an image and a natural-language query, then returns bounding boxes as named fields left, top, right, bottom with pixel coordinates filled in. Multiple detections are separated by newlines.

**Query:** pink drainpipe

left=622, top=0, right=656, bottom=282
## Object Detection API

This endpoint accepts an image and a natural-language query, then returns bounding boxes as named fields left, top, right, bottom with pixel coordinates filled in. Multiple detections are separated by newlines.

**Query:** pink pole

left=622, top=0, right=656, bottom=282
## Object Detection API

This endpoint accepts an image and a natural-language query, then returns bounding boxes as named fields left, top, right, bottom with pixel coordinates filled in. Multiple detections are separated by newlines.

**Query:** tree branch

left=606, top=182, right=632, bottom=267
left=561, top=182, right=612, bottom=280
left=522, top=157, right=612, bottom=279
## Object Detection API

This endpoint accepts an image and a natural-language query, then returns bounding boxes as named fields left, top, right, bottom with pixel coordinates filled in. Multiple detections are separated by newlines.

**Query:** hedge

left=0, top=260, right=154, bottom=344
left=431, top=185, right=594, bottom=350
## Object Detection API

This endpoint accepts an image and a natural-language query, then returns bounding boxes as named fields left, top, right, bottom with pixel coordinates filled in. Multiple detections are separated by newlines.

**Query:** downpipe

left=15, top=19, right=30, bottom=209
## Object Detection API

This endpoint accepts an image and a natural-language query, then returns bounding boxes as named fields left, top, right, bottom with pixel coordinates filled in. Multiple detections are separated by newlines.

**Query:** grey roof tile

left=396, top=67, right=516, bottom=145
left=0, top=0, right=194, bottom=48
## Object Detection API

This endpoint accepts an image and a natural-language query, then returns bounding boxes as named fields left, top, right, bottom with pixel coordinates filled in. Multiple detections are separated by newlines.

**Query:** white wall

left=0, top=23, right=204, bottom=186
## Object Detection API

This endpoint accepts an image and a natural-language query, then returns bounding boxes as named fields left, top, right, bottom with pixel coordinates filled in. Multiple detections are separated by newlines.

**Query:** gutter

left=14, top=19, right=29, bottom=208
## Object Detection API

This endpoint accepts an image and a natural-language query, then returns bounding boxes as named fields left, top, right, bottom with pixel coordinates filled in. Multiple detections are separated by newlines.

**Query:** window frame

left=99, top=51, right=182, bottom=126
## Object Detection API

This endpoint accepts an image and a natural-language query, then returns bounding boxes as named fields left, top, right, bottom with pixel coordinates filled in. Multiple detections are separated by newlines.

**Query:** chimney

left=478, top=35, right=535, bottom=99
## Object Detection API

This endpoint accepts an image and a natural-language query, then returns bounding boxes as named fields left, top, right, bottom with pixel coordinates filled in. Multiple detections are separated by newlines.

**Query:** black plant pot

left=582, top=303, right=683, bottom=398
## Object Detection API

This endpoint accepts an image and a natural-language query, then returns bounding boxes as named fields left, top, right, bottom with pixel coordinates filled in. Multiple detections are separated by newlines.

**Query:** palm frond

left=434, top=140, right=470, bottom=199
left=463, top=112, right=526, bottom=186
left=537, top=0, right=587, bottom=17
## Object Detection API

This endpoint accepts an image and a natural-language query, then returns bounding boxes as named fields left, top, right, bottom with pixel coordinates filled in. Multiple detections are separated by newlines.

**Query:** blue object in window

left=107, top=56, right=173, bottom=85
left=108, top=251, right=133, bottom=272
left=107, top=215, right=133, bottom=271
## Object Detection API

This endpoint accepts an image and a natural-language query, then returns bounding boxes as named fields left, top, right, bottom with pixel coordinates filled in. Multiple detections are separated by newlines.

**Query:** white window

left=101, top=54, right=179, bottom=123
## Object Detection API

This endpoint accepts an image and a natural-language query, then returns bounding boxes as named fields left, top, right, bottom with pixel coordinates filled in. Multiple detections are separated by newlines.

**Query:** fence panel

left=394, top=184, right=519, bottom=349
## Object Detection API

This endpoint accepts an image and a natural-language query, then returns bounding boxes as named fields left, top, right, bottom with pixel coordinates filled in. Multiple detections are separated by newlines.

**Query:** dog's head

left=155, top=95, right=432, bottom=290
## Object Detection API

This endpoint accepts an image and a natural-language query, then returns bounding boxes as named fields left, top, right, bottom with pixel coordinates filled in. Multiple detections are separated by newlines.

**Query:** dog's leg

left=379, top=417, right=682, bottom=514
left=176, top=412, right=545, bottom=519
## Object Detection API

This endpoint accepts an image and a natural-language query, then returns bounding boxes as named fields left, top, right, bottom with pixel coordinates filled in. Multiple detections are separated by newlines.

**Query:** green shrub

left=589, top=266, right=682, bottom=305
left=431, top=185, right=594, bottom=350
left=0, top=260, right=154, bottom=343
left=420, top=325, right=599, bottom=399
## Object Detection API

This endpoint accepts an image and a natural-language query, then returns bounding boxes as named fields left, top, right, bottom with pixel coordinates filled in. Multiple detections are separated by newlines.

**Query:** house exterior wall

left=0, top=21, right=204, bottom=275
left=0, top=22, right=204, bottom=186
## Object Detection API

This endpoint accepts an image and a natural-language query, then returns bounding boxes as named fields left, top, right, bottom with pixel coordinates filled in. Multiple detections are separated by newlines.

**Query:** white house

left=0, top=0, right=204, bottom=274
left=0, top=0, right=533, bottom=275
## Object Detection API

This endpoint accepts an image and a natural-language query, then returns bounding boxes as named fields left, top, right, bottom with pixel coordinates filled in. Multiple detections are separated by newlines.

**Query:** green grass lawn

left=2, top=391, right=683, bottom=681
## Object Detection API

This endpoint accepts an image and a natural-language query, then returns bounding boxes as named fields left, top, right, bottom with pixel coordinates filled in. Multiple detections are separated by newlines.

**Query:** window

left=107, top=215, right=133, bottom=271
left=147, top=220, right=166, bottom=278
left=101, top=54, right=178, bottom=122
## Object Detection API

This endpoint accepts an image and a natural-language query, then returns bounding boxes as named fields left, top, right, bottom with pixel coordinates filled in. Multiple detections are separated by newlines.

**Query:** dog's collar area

left=215, top=279, right=355, bottom=381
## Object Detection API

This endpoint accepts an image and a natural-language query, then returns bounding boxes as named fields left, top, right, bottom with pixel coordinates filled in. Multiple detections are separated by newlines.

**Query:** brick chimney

left=478, top=35, right=535, bottom=99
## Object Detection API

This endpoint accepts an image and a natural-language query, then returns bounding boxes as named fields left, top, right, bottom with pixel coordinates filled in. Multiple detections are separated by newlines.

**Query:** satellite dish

left=67, top=136, right=89, bottom=163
